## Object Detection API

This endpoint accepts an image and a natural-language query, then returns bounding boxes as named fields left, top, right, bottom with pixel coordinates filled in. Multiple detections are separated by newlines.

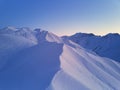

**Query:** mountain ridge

left=63, top=32, right=120, bottom=62
left=0, top=27, right=120, bottom=90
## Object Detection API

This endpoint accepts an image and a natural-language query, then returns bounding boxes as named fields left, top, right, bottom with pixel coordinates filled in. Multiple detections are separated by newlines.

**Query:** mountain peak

left=2, top=26, right=18, bottom=31
left=0, top=27, right=120, bottom=90
left=67, top=32, right=120, bottom=62
left=71, top=32, right=95, bottom=38
left=103, top=33, right=120, bottom=38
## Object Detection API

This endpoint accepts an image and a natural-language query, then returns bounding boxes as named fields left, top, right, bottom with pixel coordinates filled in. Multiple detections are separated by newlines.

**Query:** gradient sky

left=0, top=0, right=120, bottom=35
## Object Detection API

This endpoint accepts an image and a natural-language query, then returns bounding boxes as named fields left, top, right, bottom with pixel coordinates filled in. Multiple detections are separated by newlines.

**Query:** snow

left=0, top=41, right=63, bottom=90
left=0, top=34, right=36, bottom=70
left=0, top=27, right=120, bottom=90
left=65, top=32, right=120, bottom=61
left=46, top=32, right=63, bottom=43
left=48, top=44, right=120, bottom=90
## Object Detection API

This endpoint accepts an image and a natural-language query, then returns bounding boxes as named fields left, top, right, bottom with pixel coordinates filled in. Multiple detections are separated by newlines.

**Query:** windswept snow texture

left=65, top=33, right=120, bottom=62
left=0, top=27, right=120, bottom=90
left=48, top=45, right=120, bottom=90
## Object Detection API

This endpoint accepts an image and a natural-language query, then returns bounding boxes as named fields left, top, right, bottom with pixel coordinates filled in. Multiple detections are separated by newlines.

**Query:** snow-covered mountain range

left=0, top=27, right=120, bottom=90
left=63, top=32, right=120, bottom=62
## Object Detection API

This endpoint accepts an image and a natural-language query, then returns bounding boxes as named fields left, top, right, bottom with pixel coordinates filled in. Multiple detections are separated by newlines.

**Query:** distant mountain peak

left=66, top=32, right=120, bottom=62
left=2, top=26, right=18, bottom=31
left=71, top=32, right=95, bottom=38
left=103, top=33, right=120, bottom=38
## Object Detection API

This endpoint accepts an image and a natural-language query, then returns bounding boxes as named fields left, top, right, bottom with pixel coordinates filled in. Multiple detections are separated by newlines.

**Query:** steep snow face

left=48, top=44, right=120, bottom=90
left=0, top=27, right=63, bottom=90
left=0, top=42, right=63, bottom=90
left=65, top=33, right=120, bottom=62
left=46, top=32, right=63, bottom=43
left=0, top=34, right=37, bottom=70
left=34, top=30, right=63, bottom=43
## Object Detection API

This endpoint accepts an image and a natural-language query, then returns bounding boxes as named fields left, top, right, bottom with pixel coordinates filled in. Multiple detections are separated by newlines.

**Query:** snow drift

left=48, top=44, right=120, bottom=90
left=0, top=27, right=120, bottom=90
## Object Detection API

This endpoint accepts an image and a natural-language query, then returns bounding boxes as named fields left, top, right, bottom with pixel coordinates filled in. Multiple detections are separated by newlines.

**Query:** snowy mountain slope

left=0, top=41, right=63, bottom=90
left=0, top=27, right=120, bottom=90
left=0, top=27, right=62, bottom=44
left=0, top=34, right=37, bottom=70
left=0, top=27, right=64, bottom=90
left=48, top=44, right=120, bottom=90
left=63, top=33, right=120, bottom=62
left=0, top=27, right=38, bottom=42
